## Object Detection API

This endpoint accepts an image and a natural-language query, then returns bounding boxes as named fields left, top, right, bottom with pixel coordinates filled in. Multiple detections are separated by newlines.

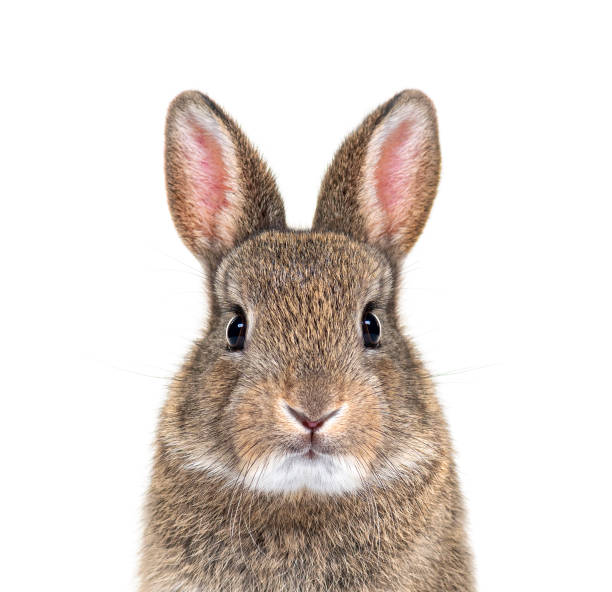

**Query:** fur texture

left=140, top=91, right=474, bottom=591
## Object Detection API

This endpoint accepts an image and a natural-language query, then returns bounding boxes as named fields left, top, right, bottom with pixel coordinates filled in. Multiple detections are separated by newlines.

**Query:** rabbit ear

left=165, top=91, right=286, bottom=266
left=312, top=90, right=440, bottom=261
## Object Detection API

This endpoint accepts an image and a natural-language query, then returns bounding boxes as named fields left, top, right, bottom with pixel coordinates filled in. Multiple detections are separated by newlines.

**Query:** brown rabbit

left=140, top=90, right=474, bottom=591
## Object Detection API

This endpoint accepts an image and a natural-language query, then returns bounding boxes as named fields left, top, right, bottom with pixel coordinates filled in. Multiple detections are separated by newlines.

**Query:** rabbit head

left=161, top=90, right=443, bottom=495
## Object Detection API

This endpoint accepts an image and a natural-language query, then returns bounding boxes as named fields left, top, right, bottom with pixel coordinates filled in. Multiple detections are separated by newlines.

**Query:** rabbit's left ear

left=165, top=91, right=286, bottom=268
left=312, top=90, right=440, bottom=261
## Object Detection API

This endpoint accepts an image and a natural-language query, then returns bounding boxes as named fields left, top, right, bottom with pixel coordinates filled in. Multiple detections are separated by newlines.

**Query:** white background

left=1, top=2, right=611, bottom=590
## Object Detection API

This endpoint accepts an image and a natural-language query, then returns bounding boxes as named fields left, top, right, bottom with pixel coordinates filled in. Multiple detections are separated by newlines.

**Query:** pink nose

left=286, top=405, right=339, bottom=432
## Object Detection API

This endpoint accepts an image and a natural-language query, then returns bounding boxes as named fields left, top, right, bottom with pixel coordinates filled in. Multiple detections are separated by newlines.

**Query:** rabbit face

left=164, top=230, right=440, bottom=495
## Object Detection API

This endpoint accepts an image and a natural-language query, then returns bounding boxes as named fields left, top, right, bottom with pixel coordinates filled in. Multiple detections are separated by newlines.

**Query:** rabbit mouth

left=240, top=450, right=365, bottom=495
left=284, top=434, right=340, bottom=460
left=288, top=444, right=331, bottom=460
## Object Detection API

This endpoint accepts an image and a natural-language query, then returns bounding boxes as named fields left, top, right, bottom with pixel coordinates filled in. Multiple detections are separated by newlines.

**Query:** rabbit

left=139, top=89, right=474, bottom=592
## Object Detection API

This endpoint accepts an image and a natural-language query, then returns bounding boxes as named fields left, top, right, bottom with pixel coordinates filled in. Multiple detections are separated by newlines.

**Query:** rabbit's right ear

left=165, top=91, right=286, bottom=267
left=312, top=90, right=440, bottom=262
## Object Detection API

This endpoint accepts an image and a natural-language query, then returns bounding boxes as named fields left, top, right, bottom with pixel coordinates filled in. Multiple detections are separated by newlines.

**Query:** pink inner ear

left=181, top=117, right=230, bottom=237
left=374, top=119, right=421, bottom=234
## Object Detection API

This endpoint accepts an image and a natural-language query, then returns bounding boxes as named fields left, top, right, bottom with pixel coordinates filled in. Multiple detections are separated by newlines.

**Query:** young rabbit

left=140, top=90, right=474, bottom=591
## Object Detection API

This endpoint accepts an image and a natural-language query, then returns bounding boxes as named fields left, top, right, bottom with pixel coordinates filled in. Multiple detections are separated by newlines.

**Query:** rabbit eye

left=226, top=314, right=247, bottom=350
left=362, top=311, right=381, bottom=348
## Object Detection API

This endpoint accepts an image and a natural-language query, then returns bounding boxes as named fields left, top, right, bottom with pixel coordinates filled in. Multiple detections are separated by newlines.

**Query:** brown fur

left=140, top=91, right=474, bottom=591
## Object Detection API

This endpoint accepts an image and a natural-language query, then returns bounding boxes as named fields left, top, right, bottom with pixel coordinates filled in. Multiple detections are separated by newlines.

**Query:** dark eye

left=362, top=311, right=381, bottom=348
left=226, top=314, right=247, bottom=350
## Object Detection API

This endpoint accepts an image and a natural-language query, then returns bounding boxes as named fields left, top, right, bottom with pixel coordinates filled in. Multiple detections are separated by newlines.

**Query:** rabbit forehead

left=216, top=231, right=393, bottom=307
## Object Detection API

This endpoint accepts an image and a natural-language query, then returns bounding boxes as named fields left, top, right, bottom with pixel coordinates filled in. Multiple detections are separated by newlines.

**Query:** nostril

left=303, top=418, right=324, bottom=431
left=285, top=404, right=341, bottom=432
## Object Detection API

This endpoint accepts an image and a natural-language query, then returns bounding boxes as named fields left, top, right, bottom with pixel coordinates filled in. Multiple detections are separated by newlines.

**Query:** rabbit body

left=140, top=91, right=474, bottom=591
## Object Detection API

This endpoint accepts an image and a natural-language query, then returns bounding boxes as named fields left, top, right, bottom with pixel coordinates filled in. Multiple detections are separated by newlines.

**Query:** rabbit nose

left=285, top=404, right=340, bottom=432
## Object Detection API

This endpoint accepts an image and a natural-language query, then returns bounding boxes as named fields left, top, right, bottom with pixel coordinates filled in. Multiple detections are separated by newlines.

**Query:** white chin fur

left=245, top=453, right=365, bottom=494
